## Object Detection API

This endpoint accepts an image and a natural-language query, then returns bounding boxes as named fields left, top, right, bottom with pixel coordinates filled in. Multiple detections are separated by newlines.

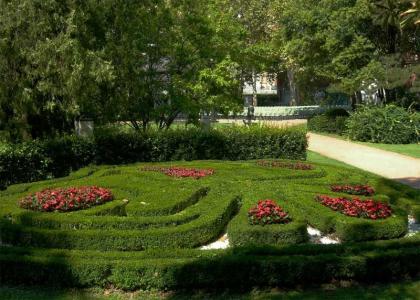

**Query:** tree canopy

left=0, top=0, right=418, bottom=140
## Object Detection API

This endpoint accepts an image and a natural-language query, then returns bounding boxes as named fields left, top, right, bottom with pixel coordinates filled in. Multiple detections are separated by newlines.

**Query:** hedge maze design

left=0, top=160, right=419, bottom=289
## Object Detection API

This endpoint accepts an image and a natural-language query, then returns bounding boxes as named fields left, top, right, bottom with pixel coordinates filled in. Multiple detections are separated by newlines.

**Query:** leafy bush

left=346, top=105, right=419, bottom=144
left=307, top=108, right=349, bottom=135
left=0, top=127, right=307, bottom=189
left=0, top=136, right=96, bottom=190
left=324, top=108, right=350, bottom=118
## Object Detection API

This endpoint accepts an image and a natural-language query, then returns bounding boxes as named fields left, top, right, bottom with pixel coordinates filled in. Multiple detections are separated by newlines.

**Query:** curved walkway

left=308, top=133, right=420, bottom=189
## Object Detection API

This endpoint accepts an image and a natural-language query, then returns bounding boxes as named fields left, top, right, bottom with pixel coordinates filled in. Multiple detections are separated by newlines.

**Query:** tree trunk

left=252, top=70, right=258, bottom=107
left=287, top=69, right=299, bottom=106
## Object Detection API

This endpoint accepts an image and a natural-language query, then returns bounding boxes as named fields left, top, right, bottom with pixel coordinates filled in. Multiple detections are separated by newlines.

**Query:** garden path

left=308, top=133, right=420, bottom=189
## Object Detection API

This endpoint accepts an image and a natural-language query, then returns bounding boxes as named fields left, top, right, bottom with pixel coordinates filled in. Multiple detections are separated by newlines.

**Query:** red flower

left=248, top=199, right=291, bottom=226
left=315, top=195, right=391, bottom=220
left=331, top=185, right=375, bottom=196
left=142, top=166, right=214, bottom=179
left=19, top=186, right=114, bottom=213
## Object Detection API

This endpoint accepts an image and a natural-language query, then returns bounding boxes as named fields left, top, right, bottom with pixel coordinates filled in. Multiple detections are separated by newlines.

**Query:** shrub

left=248, top=200, right=291, bottom=226
left=346, top=105, right=419, bottom=144
left=19, top=187, right=114, bottom=212
left=0, top=126, right=307, bottom=189
left=324, top=108, right=350, bottom=118
left=1, top=237, right=420, bottom=290
left=307, top=108, right=349, bottom=135
left=0, top=136, right=96, bottom=190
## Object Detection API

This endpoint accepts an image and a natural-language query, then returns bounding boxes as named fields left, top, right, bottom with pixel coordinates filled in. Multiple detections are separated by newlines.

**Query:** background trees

left=0, top=0, right=418, bottom=141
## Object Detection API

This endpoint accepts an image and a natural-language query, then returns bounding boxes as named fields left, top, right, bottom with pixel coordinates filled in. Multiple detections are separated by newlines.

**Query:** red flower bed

left=331, top=185, right=375, bottom=196
left=315, top=195, right=392, bottom=220
left=19, top=186, right=114, bottom=212
left=248, top=199, right=291, bottom=225
left=257, top=160, right=314, bottom=170
left=142, top=166, right=214, bottom=179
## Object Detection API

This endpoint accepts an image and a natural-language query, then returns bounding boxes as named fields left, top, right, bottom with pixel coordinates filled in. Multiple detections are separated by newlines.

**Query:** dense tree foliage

left=275, top=0, right=419, bottom=106
left=0, top=0, right=418, bottom=140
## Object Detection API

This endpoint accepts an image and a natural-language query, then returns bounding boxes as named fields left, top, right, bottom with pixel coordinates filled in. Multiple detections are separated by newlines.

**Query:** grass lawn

left=310, top=132, right=420, bottom=159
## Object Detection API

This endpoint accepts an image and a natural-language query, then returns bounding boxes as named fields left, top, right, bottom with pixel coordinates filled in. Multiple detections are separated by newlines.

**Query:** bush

left=0, top=127, right=307, bottom=189
left=0, top=136, right=96, bottom=190
left=307, top=107, right=349, bottom=135
left=346, top=105, right=419, bottom=144
left=1, top=237, right=420, bottom=290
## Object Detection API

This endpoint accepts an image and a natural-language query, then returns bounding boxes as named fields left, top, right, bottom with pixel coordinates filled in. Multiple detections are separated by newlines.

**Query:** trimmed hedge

left=1, top=191, right=241, bottom=251
left=228, top=212, right=309, bottom=246
left=286, top=190, right=408, bottom=242
left=0, top=235, right=420, bottom=290
left=0, top=126, right=307, bottom=189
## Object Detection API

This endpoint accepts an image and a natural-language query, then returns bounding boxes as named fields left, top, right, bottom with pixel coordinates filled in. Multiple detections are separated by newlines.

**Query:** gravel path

left=308, top=133, right=420, bottom=189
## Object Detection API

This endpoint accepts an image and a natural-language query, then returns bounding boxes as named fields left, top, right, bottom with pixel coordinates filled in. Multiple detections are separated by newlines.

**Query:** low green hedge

left=0, top=126, right=307, bottom=189
left=228, top=206, right=309, bottom=246
left=1, top=192, right=241, bottom=251
left=1, top=235, right=419, bottom=290
left=284, top=191, right=408, bottom=242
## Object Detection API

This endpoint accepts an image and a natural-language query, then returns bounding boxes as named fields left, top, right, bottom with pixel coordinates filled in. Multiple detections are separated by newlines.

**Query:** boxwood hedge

left=0, top=160, right=419, bottom=290
left=0, top=126, right=307, bottom=189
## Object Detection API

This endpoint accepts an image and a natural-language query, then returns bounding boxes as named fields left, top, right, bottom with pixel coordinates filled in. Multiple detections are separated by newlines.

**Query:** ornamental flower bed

left=19, top=186, right=114, bottom=212
left=257, top=160, right=314, bottom=170
left=315, top=195, right=392, bottom=220
left=331, top=185, right=375, bottom=196
left=142, top=166, right=214, bottom=179
left=248, top=199, right=291, bottom=226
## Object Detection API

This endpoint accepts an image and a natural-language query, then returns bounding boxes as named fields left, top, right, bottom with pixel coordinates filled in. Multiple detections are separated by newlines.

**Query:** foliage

left=0, top=155, right=419, bottom=289
left=275, top=0, right=419, bottom=103
left=400, top=0, right=420, bottom=28
left=0, top=0, right=113, bottom=141
left=308, top=115, right=349, bottom=135
left=0, top=126, right=307, bottom=189
left=346, top=105, right=419, bottom=144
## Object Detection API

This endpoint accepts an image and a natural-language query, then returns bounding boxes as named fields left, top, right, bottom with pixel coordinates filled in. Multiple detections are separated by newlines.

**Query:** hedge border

left=0, top=235, right=419, bottom=290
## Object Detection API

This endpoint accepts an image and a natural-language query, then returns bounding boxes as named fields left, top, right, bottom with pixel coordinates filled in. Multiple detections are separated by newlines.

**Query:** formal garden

left=0, top=0, right=420, bottom=298
left=0, top=126, right=419, bottom=296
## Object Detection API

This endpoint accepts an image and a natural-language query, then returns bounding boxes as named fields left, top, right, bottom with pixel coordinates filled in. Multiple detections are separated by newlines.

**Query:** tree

left=209, top=0, right=281, bottom=107
left=97, top=0, right=242, bottom=130
left=0, top=0, right=113, bottom=141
